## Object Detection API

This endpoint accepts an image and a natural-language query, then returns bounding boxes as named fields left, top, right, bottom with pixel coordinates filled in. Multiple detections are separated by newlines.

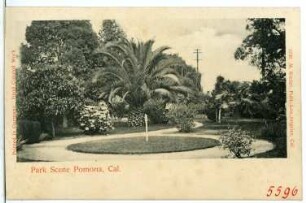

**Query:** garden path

left=17, top=122, right=274, bottom=161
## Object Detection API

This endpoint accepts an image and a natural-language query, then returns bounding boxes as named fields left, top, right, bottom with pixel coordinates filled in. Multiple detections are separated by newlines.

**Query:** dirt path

left=17, top=122, right=274, bottom=161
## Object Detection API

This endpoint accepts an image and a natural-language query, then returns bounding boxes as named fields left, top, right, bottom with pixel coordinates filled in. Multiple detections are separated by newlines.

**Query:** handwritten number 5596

left=267, top=186, right=298, bottom=199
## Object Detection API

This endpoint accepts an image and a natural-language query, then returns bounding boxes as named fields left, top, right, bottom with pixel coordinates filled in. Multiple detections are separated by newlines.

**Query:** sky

left=17, top=18, right=261, bottom=91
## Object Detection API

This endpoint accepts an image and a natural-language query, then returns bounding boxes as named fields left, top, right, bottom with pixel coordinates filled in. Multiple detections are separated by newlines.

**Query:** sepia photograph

left=4, top=7, right=301, bottom=200
left=15, top=17, right=286, bottom=161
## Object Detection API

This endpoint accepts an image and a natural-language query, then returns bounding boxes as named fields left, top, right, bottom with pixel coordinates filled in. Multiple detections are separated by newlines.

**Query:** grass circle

left=67, top=136, right=220, bottom=154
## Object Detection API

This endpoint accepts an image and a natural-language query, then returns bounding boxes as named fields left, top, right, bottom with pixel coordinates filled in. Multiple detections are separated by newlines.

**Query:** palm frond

left=161, top=73, right=180, bottom=84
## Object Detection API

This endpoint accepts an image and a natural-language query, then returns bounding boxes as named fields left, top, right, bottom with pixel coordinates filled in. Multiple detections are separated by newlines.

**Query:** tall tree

left=234, top=18, right=286, bottom=119
left=234, top=18, right=285, bottom=77
left=17, top=65, right=84, bottom=136
left=211, top=76, right=232, bottom=123
left=167, top=54, right=202, bottom=99
left=18, top=20, right=99, bottom=134
left=21, top=20, right=99, bottom=79
left=98, top=19, right=127, bottom=45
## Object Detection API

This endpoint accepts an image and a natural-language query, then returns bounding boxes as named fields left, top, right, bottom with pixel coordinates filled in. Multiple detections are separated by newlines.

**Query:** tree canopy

left=98, top=19, right=127, bottom=45
left=234, top=18, right=286, bottom=119
left=18, top=21, right=99, bottom=133
left=234, top=18, right=285, bottom=77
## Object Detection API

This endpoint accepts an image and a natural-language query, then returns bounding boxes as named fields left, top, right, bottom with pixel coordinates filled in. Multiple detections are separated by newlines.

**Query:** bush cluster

left=79, top=101, right=113, bottom=135
left=127, top=108, right=145, bottom=127
left=220, top=127, right=253, bottom=158
left=261, top=121, right=286, bottom=140
left=188, top=103, right=207, bottom=114
left=205, top=107, right=217, bottom=121
left=166, top=104, right=196, bottom=132
left=109, top=95, right=129, bottom=118
left=17, top=120, right=41, bottom=144
left=143, top=99, right=168, bottom=124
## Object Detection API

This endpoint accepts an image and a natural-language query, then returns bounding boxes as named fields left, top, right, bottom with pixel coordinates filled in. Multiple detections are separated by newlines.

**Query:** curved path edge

left=17, top=122, right=275, bottom=161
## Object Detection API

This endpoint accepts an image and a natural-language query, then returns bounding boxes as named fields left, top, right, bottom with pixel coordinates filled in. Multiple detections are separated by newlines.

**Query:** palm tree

left=93, top=39, right=191, bottom=108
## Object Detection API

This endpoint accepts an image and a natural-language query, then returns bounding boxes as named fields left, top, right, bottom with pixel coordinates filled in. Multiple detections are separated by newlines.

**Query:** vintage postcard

left=4, top=7, right=301, bottom=200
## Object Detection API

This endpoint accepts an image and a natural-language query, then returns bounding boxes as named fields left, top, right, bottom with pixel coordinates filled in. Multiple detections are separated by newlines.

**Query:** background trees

left=206, top=18, right=286, bottom=123
left=98, top=19, right=127, bottom=45
left=234, top=18, right=286, bottom=119
left=18, top=19, right=202, bottom=132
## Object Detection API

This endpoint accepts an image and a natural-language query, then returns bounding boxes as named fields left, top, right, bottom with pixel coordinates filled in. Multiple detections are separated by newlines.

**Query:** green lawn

left=67, top=136, right=220, bottom=154
left=48, top=117, right=286, bottom=158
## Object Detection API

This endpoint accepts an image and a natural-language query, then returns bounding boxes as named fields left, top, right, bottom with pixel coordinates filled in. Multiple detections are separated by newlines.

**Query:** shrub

left=166, top=104, right=196, bottom=132
left=16, top=137, right=28, bottom=151
left=127, top=108, right=145, bottom=127
left=189, top=103, right=207, bottom=114
left=220, top=127, right=253, bottom=158
left=79, top=101, right=113, bottom=135
left=111, top=100, right=128, bottom=118
left=17, top=120, right=41, bottom=144
left=110, top=95, right=129, bottom=118
left=261, top=121, right=286, bottom=140
left=205, top=107, right=217, bottom=121
left=16, top=130, right=27, bottom=151
left=143, top=99, right=168, bottom=124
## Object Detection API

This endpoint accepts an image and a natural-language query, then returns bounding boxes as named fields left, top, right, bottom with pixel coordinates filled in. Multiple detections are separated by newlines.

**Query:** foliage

left=206, top=76, right=234, bottom=122
left=98, top=19, right=127, bottom=45
left=18, top=21, right=99, bottom=134
left=205, top=107, right=217, bottom=121
left=21, top=21, right=99, bottom=79
left=16, top=123, right=29, bottom=151
left=205, top=75, right=282, bottom=121
left=186, top=102, right=207, bottom=115
left=17, top=120, right=41, bottom=144
left=234, top=18, right=285, bottom=76
left=235, top=18, right=286, bottom=119
left=16, top=137, right=28, bottom=151
left=17, top=66, right=84, bottom=120
left=127, top=108, right=145, bottom=127
left=143, top=99, right=168, bottom=124
left=220, top=127, right=253, bottom=158
left=93, top=39, right=192, bottom=108
left=261, top=121, right=286, bottom=140
left=258, top=120, right=287, bottom=158
left=109, top=95, right=129, bottom=118
left=166, top=104, right=196, bottom=132
left=79, top=102, right=113, bottom=135
left=167, top=54, right=202, bottom=93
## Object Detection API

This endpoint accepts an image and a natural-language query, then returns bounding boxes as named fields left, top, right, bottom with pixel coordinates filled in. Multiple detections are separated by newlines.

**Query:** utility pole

left=193, top=49, right=202, bottom=91
left=193, top=49, right=202, bottom=72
